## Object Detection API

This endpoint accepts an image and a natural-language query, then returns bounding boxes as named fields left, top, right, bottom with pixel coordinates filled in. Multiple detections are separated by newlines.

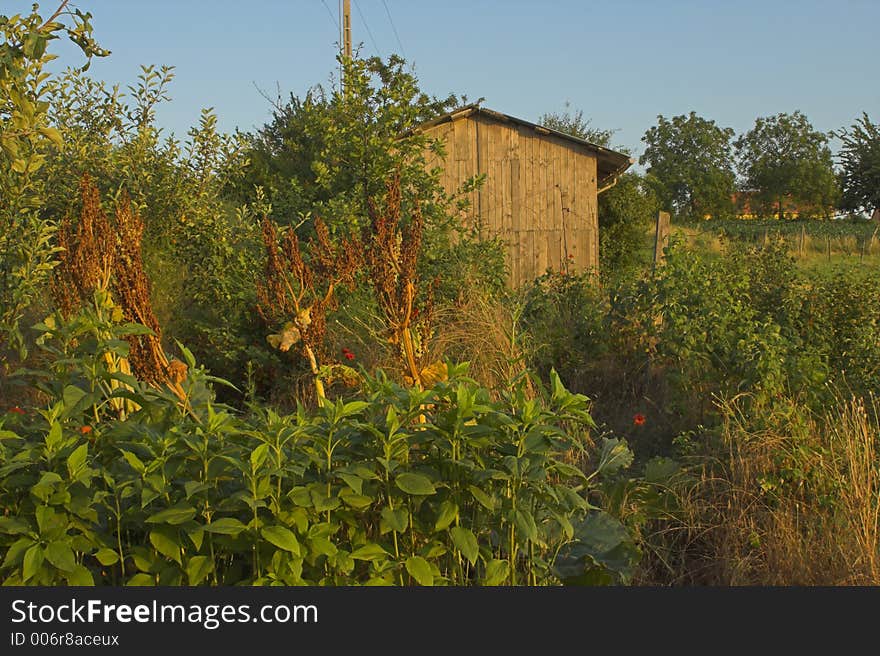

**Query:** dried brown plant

left=52, top=175, right=186, bottom=403
left=257, top=215, right=361, bottom=400
left=363, top=173, right=440, bottom=389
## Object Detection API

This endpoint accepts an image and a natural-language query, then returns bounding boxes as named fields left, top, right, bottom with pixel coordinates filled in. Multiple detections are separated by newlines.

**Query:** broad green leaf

left=23, top=544, right=44, bottom=581
left=251, top=443, right=270, bottom=470
left=120, top=450, right=145, bottom=475
left=126, top=573, right=155, bottom=586
left=338, top=472, right=364, bottom=495
left=186, top=556, right=214, bottom=585
left=381, top=507, right=409, bottom=533
left=555, top=511, right=640, bottom=585
left=645, top=456, right=680, bottom=483
left=0, top=517, right=32, bottom=535
left=261, top=525, right=301, bottom=555
left=339, top=490, right=372, bottom=510
left=62, top=385, right=86, bottom=412
left=45, top=541, right=76, bottom=572
left=149, top=529, right=182, bottom=565
left=66, top=443, right=88, bottom=476
left=405, top=556, right=434, bottom=586
left=185, top=524, right=204, bottom=551
left=204, top=518, right=248, bottom=536
left=94, top=548, right=119, bottom=566
left=483, top=559, right=510, bottom=586
left=468, top=485, right=495, bottom=511
left=145, top=505, right=196, bottom=525
left=66, top=564, right=94, bottom=586
left=512, top=508, right=538, bottom=542
left=350, top=544, right=389, bottom=561
left=307, top=537, right=337, bottom=558
left=395, top=472, right=436, bottom=496
left=434, top=500, right=458, bottom=531
left=596, top=437, right=634, bottom=477
left=449, top=527, right=479, bottom=565
left=3, top=538, right=34, bottom=569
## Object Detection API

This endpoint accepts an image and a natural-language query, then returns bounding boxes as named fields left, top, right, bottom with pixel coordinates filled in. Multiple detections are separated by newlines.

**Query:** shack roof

left=415, top=104, right=634, bottom=186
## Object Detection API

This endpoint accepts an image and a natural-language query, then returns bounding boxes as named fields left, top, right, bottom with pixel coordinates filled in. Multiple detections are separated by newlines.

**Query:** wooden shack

left=417, top=105, right=633, bottom=286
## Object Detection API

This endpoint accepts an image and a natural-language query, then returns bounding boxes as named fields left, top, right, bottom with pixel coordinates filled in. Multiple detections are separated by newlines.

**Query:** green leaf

left=120, top=450, right=145, bottom=475
left=350, top=543, right=389, bottom=562
left=434, top=500, right=458, bottom=531
left=261, top=525, right=301, bottom=555
left=381, top=507, right=409, bottom=533
left=645, top=456, right=680, bottom=483
left=23, top=544, right=44, bottom=581
left=251, top=443, right=270, bottom=470
left=94, top=548, right=119, bottom=566
left=186, top=556, right=214, bottom=585
left=405, top=556, right=434, bottom=586
left=39, top=125, right=64, bottom=148
left=395, top=472, right=436, bottom=496
left=66, top=564, right=94, bottom=586
left=307, top=537, right=337, bottom=558
left=483, top=559, right=510, bottom=586
left=145, top=505, right=196, bottom=525
left=45, top=421, right=62, bottom=450
left=513, top=508, right=538, bottom=542
left=339, top=489, right=372, bottom=509
left=126, top=573, right=155, bottom=586
left=45, top=541, right=77, bottom=572
left=555, top=511, right=640, bottom=585
left=66, top=443, right=88, bottom=476
left=0, top=517, right=32, bottom=535
left=468, top=485, right=495, bottom=511
left=449, top=526, right=479, bottom=565
left=149, top=529, right=182, bottom=565
left=62, top=384, right=86, bottom=412
left=338, top=472, right=363, bottom=495
left=596, top=437, right=634, bottom=477
left=204, top=518, right=248, bottom=536
left=3, top=538, right=34, bottom=569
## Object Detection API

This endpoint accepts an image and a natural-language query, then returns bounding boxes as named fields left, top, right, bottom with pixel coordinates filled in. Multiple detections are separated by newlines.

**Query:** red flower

left=633, top=413, right=646, bottom=426
left=8, top=406, right=24, bottom=415
left=80, top=425, right=93, bottom=435
left=341, top=348, right=355, bottom=361
left=568, top=253, right=575, bottom=260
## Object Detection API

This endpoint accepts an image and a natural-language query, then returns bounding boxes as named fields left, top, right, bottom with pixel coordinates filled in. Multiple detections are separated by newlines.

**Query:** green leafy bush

left=0, top=313, right=639, bottom=586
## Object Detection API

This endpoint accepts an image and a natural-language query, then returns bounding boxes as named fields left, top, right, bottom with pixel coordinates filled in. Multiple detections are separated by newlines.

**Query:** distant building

left=731, top=190, right=832, bottom=220
left=417, top=105, right=632, bottom=286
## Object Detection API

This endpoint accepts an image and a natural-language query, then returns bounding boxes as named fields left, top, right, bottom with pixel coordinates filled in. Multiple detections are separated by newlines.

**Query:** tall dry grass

left=639, top=394, right=880, bottom=585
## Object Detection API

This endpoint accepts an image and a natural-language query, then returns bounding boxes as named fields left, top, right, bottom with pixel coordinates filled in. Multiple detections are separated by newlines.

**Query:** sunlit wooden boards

left=418, top=106, right=618, bottom=287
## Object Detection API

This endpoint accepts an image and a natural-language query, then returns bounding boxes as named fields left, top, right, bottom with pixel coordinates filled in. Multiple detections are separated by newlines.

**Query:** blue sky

left=12, top=0, right=880, bottom=158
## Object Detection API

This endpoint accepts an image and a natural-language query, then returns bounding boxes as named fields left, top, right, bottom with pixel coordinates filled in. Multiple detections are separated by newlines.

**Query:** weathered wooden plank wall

left=422, top=114, right=599, bottom=287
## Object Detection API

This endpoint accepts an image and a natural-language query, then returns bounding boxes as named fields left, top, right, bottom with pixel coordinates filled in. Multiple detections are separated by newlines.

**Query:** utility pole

left=342, top=0, right=352, bottom=60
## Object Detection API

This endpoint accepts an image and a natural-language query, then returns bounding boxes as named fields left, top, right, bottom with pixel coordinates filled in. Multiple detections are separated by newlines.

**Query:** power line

left=319, top=0, right=339, bottom=30
left=353, top=0, right=382, bottom=59
left=381, top=0, right=406, bottom=58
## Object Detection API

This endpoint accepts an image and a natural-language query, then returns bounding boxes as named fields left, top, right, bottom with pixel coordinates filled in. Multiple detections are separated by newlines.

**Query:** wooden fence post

left=653, top=210, right=671, bottom=271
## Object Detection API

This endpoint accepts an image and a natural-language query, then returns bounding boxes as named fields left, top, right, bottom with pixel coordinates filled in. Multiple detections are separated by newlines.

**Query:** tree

left=239, top=54, right=460, bottom=234
left=837, top=112, right=880, bottom=214
left=640, top=112, right=736, bottom=220
left=539, top=102, right=614, bottom=147
left=598, top=172, right=659, bottom=275
left=735, top=111, right=838, bottom=219
left=0, top=1, right=108, bottom=365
